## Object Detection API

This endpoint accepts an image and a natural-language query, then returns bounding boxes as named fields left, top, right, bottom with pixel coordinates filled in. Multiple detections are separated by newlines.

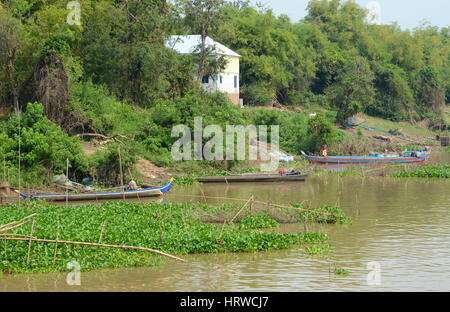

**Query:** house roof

left=166, top=35, right=241, bottom=58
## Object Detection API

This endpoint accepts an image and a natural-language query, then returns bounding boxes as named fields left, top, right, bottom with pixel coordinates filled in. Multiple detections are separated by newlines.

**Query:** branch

left=1, top=236, right=185, bottom=262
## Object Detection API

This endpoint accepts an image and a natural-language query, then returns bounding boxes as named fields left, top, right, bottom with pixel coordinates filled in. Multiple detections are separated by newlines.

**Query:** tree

left=180, top=0, right=227, bottom=81
left=368, top=63, right=415, bottom=121
left=414, top=66, right=445, bottom=112
left=306, top=113, right=339, bottom=153
left=326, top=57, right=375, bottom=125
left=0, top=9, right=28, bottom=113
left=81, top=0, right=188, bottom=107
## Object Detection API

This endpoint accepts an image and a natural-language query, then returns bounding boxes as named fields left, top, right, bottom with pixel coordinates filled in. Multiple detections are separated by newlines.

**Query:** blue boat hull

left=303, top=152, right=431, bottom=164
left=19, top=178, right=174, bottom=201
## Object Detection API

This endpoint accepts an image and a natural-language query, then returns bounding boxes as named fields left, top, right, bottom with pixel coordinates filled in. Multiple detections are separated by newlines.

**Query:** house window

left=234, top=75, right=237, bottom=88
left=202, top=76, right=209, bottom=84
left=220, top=76, right=223, bottom=84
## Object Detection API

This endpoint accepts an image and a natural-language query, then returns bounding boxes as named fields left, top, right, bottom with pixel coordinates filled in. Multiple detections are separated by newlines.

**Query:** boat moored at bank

left=301, top=149, right=431, bottom=164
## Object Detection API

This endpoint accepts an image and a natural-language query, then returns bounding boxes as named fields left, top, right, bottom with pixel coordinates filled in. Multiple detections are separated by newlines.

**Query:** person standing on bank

left=321, top=142, right=328, bottom=157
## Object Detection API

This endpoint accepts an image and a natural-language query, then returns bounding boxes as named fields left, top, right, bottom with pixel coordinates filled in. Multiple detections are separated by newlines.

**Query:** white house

left=166, top=35, right=241, bottom=105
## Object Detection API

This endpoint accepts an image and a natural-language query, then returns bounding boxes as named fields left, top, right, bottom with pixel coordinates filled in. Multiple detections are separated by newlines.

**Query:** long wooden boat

left=301, top=149, right=431, bottom=164
left=197, top=172, right=310, bottom=183
left=18, top=178, right=174, bottom=201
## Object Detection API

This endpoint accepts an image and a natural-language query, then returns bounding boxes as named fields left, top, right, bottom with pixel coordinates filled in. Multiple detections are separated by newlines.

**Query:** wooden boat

left=301, top=149, right=431, bottom=164
left=18, top=178, right=174, bottom=201
left=197, top=172, right=310, bottom=183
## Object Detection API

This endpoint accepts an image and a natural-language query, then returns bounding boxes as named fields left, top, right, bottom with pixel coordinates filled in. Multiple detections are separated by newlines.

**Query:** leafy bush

left=88, top=142, right=138, bottom=186
left=69, top=80, right=152, bottom=136
left=242, top=82, right=273, bottom=106
left=0, top=102, right=88, bottom=186
left=304, top=113, right=341, bottom=153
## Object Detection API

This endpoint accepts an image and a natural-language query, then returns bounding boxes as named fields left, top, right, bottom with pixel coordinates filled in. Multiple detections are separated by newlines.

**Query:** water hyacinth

left=390, top=164, right=450, bottom=178
left=237, top=215, right=280, bottom=229
left=290, top=205, right=354, bottom=224
left=0, top=201, right=331, bottom=273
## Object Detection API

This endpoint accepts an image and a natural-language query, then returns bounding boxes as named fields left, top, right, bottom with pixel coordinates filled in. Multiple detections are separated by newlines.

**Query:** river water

left=1, top=154, right=449, bottom=292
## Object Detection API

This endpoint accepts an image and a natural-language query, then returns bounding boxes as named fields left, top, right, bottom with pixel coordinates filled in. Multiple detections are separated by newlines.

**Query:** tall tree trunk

left=6, top=55, right=19, bottom=114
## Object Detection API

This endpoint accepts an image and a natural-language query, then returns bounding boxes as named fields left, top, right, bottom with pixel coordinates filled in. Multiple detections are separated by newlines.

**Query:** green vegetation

left=0, top=0, right=448, bottom=188
left=0, top=102, right=88, bottom=186
left=304, top=244, right=334, bottom=255
left=334, top=268, right=349, bottom=275
left=0, top=201, right=334, bottom=273
left=187, top=200, right=353, bottom=226
left=293, top=205, right=354, bottom=224
left=238, top=215, right=280, bottom=230
left=390, top=164, right=450, bottom=178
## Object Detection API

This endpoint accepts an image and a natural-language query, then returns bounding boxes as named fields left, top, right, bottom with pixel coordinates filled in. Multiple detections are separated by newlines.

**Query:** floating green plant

left=238, top=215, right=280, bottom=229
left=0, top=201, right=330, bottom=273
left=291, top=205, right=354, bottom=224
left=390, top=164, right=450, bottom=178
left=334, top=268, right=349, bottom=275
left=303, top=243, right=334, bottom=255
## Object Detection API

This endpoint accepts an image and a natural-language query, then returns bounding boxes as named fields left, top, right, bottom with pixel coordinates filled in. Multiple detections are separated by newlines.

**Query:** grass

left=356, top=113, right=436, bottom=138
left=0, top=201, right=335, bottom=274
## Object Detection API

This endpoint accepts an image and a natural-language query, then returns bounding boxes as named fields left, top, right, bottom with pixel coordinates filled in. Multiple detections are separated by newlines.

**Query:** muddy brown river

left=1, top=153, right=449, bottom=292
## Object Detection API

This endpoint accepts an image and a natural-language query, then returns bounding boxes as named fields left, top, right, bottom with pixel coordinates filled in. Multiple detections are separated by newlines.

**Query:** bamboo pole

left=1, top=236, right=185, bottom=262
left=0, top=233, right=35, bottom=238
left=0, top=213, right=37, bottom=232
left=118, top=145, right=125, bottom=200
left=18, top=107, right=21, bottom=208
left=0, top=219, right=32, bottom=233
left=26, top=219, right=35, bottom=265
left=197, top=184, right=207, bottom=204
left=66, top=159, right=69, bottom=208
left=27, top=184, right=30, bottom=209
left=168, top=193, right=334, bottom=216
left=98, top=220, right=107, bottom=244
left=229, top=196, right=253, bottom=224
left=217, top=196, right=253, bottom=242
left=52, top=215, right=59, bottom=265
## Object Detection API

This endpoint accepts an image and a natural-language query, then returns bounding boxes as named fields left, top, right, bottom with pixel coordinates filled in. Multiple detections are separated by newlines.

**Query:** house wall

left=201, top=55, right=240, bottom=105
left=224, top=56, right=240, bottom=75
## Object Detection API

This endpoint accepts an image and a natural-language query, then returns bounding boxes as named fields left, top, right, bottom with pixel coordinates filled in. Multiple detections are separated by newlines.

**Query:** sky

left=251, top=0, right=449, bottom=30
